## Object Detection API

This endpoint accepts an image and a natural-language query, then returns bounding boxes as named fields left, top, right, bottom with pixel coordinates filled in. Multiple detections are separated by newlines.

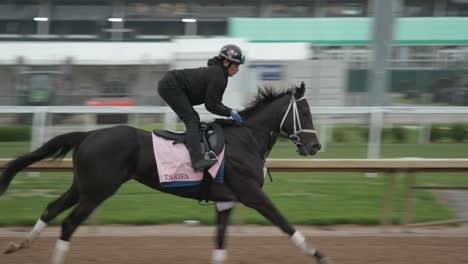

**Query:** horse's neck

left=243, top=95, right=289, bottom=157
left=245, top=95, right=289, bottom=132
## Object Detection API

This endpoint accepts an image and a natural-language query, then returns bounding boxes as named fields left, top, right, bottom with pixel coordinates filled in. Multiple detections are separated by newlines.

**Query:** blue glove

left=230, top=110, right=243, bottom=125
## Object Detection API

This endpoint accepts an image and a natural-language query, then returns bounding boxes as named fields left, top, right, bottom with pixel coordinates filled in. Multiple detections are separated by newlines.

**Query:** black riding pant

left=157, top=73, right=203, bottom=163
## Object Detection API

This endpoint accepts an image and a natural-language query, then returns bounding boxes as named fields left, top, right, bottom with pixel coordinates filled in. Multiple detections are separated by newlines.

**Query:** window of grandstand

left=1, top=0, right=39, bottom=5
left=52, top=0, right=112, bottom=6
left=408, top=46, right=435, bottom=60
left=405, top=46, right=438, bottom=68
left=447, top=0, right=468, bottom=16
left=0, top=1, right=38, bottom=36
left=437, top=46, right=467, bottom=68
left=390, top=46, right=406, bottom=61
left=0, top=20, right=36, bottom=35
left=157, top=2, right=188, bottom=17
left=403, top=0, right=435, bottom=16
left=192, top=1, right=257, bottom=18
left=320, top=46, right=347, bottom=60
left=197, top=21, right=227, bottom=36
left=270, top=2, right=313, bottom=17
left=348, top=47, right=371, bottom=68
left=52, top=2, right=112, bottom=20
left=49, top=1, right=112, bottom=38
left=126, top=21, right=184, bottom=37
left=50, top=21, right=108, bottom=36
left=125, top=1, right=189, bottom=19
left=325, top=0, right=368, bottom=17
left=17, top=71, right=65, bottom=106
left=0, top=1, right=40, bottom=19
left=125, top=1, right=153, bottom=18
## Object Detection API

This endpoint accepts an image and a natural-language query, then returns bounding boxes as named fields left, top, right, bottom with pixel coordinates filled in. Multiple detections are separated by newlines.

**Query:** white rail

left=1, top=106, right=468, bottom=160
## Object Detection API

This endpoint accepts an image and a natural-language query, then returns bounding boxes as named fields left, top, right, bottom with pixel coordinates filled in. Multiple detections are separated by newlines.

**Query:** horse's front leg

left=212, top=202, right=234, bottom=264
left=229, top=177, right=331, bottom=264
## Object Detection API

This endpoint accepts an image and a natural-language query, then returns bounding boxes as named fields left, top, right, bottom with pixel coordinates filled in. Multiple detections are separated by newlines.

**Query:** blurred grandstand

left=0, top=0, right=467, bottom=109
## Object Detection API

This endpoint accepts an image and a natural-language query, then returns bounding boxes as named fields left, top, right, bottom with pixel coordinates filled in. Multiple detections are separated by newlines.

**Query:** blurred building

left=1, top=1, right=467, bottom=40
left=0, top=0, right=467, bottom=107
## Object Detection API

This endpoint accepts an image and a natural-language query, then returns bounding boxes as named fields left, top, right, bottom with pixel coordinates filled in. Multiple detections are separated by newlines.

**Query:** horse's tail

left=0, top=131, right=89, bottom=196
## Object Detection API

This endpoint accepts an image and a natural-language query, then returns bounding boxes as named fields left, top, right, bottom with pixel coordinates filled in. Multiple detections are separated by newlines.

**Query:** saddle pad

left=152, top=133, right=224, bottom=188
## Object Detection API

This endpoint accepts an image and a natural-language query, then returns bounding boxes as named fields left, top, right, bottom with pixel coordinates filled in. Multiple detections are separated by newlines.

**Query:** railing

left=1, top=158, right=468, bottom=229
left=2, top=105, right=468, bottom=160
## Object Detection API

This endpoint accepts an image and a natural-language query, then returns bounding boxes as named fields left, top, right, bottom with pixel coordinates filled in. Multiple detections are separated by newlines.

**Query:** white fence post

left=367, top=109, right=384, bottom=177
left=29, top=110, right=47, bottom=177
left=368, top=109, right=384, bottom=159
left=317, top=124, right=328, bottom=152
left=419, top=124, right=432, bottom=144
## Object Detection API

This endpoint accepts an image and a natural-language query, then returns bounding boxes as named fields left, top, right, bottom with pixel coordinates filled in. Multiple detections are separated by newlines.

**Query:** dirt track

left=1, top=225, right=467, bottom=264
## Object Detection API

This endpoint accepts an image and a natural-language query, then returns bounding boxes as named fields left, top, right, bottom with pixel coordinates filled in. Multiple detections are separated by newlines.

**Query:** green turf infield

left=1, top=138, right=467, bottom=226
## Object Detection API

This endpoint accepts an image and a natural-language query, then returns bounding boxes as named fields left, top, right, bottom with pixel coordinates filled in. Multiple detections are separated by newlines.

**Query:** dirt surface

left=1, top=225, right=468, bottom=264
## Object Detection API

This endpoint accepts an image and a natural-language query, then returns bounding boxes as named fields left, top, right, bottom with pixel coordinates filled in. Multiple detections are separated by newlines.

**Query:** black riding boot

left=185, top=120, right=217, bottom=171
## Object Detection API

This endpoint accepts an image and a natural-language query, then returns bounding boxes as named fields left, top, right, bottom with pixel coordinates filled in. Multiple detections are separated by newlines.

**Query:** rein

left=242, top=125, right=277, bottom=183
left=244, top=124, right=278, bottom=161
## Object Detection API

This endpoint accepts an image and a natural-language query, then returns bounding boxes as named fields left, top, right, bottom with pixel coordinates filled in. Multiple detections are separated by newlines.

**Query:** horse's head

left=279, top=82, right=321, bottom=156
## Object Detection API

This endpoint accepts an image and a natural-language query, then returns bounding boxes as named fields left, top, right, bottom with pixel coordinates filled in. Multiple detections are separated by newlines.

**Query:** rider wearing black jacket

left=157, top=44, right=245, bottom=171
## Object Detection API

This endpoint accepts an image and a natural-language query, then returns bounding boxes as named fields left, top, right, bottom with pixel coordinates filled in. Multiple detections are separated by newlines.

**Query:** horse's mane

left=239, top=86, right=295, bottom=117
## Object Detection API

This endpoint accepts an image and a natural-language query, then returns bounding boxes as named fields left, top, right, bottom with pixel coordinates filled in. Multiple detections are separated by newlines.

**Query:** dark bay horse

left=0, top=82, right=329, bottom=264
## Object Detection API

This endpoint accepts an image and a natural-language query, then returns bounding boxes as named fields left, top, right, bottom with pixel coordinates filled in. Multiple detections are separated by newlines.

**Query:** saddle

left=153, top=121, right=224, bottom=159
left=152, top=120, right=230, bottom=202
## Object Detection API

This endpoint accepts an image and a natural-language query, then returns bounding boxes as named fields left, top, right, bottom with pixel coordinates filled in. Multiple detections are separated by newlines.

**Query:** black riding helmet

left=218, top=44, right=245, bottom=65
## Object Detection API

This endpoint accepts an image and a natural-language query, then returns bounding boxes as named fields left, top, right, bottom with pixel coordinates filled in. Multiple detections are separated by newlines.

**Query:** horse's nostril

left=313, top=144, right=321, bottom=151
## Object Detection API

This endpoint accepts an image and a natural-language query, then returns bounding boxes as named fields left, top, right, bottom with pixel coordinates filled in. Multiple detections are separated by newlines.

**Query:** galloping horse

left=0, top=82, right=329, bottom=264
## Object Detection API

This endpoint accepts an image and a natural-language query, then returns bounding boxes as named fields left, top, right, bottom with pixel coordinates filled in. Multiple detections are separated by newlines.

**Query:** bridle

left=243, top=94, right=317, bottom=160
left=279, top=95, right=317, bottom=146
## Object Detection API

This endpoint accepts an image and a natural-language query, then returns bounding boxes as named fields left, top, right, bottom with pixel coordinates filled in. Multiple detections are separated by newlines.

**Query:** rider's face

left=224, top=60, right=240, bottom=77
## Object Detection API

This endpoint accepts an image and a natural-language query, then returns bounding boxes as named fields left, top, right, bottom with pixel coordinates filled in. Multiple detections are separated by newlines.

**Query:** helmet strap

left=223, top=59, right=233, bottom=70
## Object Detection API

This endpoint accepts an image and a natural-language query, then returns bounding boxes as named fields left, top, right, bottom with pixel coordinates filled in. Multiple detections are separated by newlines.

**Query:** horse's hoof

left=20, top=239, right=31, bottom=249
left=316, top=256, right=332, bottom=264
left=318, top=257, right=332, bottom=264
left=313, top=250, right=332, bottom=264
left=4, top=242, right=20, bottom=254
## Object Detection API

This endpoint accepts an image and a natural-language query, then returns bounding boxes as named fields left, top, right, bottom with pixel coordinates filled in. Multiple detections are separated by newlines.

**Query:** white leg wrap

left=291, top=231, right=316, bottom=255
left=52, top=240, right=70, bottom=264
left=211, top=249, right=227, bottom=264
left=29, top=219, right=47, bottom=241
left=216, top=202, right=235, bottom=212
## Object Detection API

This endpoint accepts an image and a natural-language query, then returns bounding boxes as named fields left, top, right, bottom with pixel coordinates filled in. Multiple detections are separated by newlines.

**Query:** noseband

left=279, top=96, right=317, bottom=146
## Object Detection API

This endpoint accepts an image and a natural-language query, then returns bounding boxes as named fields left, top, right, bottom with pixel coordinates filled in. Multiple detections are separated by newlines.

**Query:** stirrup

left=205, top=150, right=218, bottom=160
left=193, top=159, right=218, bottom=171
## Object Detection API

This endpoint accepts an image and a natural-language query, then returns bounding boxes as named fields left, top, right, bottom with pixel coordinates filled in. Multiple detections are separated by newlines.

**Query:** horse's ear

left=295, top=82, right=305, bottom=98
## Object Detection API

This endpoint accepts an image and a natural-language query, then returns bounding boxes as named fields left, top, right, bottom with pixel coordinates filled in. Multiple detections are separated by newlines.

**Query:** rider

left=157, top=44, right=245, bottom=171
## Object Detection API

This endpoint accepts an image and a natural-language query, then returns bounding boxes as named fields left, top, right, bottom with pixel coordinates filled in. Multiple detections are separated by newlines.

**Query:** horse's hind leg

left=212, top=202, right=234, bottom=264
left=4, top=185, right=79, bottom=255
left=52, top=192, right=114, bottom=264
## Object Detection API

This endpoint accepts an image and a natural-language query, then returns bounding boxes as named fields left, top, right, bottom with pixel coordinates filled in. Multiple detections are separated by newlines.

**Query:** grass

left=0, top=128, right=467, bottom=226
left=270, top=140, right=468, bottom=159
left=0, top=169, right=459, bottom=226
left=0, top=141, right=30, bottom=158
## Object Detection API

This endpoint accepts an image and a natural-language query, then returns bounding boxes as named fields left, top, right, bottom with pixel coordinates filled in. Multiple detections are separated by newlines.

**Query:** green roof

left=228, top=17, right=468, bottom=45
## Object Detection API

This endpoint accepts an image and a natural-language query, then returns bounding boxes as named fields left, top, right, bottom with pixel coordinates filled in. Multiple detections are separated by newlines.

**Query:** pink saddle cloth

left=152, top=133, right=225, bottom=187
